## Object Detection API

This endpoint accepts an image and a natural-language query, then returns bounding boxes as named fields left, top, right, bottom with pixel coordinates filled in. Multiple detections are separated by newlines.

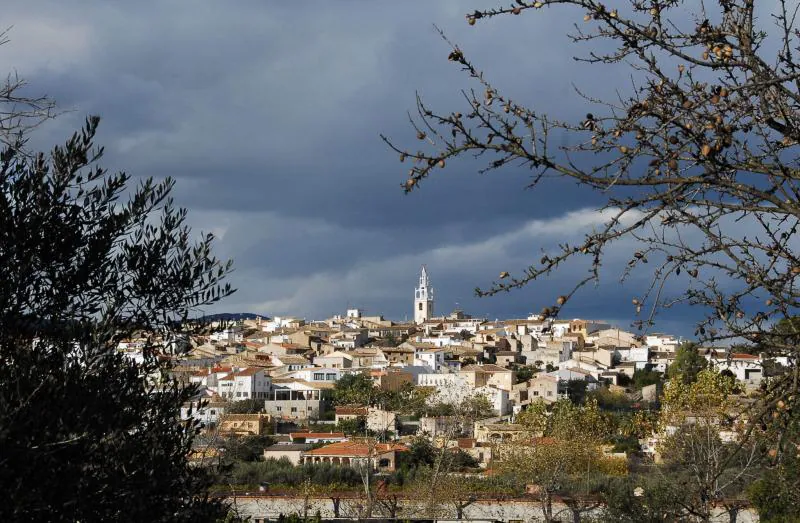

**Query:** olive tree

left=0, top=111, right=234, bottom=520
left=384, top=0, right=800, bottom=470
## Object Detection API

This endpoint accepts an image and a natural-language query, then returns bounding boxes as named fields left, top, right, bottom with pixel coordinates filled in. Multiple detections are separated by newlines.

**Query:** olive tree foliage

left=0, top=114, right=234, bottom=520
left=383, top=0, right=800, bottom=463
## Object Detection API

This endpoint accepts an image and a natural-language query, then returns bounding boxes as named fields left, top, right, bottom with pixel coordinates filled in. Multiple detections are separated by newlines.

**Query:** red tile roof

left=232, top=367, right=264, bottom=377
left=302, top=440, right=407, bottom=457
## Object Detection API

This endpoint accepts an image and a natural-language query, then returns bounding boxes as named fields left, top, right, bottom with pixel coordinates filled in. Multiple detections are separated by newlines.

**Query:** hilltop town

left=113, top=267, right=786, bottom=521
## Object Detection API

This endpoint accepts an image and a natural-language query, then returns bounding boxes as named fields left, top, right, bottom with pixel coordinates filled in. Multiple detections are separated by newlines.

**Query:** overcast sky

left=2, top=1, right=702, bottom=337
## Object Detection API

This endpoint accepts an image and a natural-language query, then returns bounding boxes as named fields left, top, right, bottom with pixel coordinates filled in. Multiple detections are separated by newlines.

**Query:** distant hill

left=195, top=312, right=269, bottom=322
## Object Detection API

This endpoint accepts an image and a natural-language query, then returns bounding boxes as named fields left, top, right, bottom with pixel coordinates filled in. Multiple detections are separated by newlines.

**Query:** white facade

left=262, top=316, right=301, bottom=332
left=706, top=354, right=763, bottom=387
left=617, top=346, right=650, bottom=370
left=414, top=349, right=446, bottom=371
left=416, top=373, right=508, bottom=415
left=475, top=385, right=510, bottom=416
left=419, top=335, right=461, bottom=347
left=180, top=401, right=226, bottom=426
left=417, top=372, right=470, bottom=390
left=210, top=325, right=244, bottom=343
left=645, top=334, right=680, bottom=352
left=287, top=367, right=343, bottom=383
left=218, top=368, right=272, bottom=400
left=414, top=266, right=434, bottom=324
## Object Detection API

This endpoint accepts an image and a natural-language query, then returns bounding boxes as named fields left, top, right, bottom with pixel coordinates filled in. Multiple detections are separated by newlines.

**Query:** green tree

left=332, top=373, right=377, bottom=406
left=631, top=368, right=663, bottom=390
left=748, top=452, right=800, bottom=522
left=666, top=342, right=707, bottom=384
left=223, top=434, right=275, bottom=463
left=400, top=436, right=437, bottom=468
left=513, top=364, right=536, bottom=383
left=226, top=399, right=264, bottom=414
left=600, top=476, right=686, bottom=523
left=0, top=117, right=233, bottom=521
left=335, top=417, right=366, bottom=436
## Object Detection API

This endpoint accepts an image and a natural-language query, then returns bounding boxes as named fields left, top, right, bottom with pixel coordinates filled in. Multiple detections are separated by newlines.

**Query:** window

left=326, top=373, right=336, bottom=381
left=291, top=407, right=297, bottom=413
left=547, top=391, right=553, bottom=397
left=236, top=392, right=242, bottom=397
left=308, top=406, right=313, bottom=410
left=313, top=373, right=324, bottom=381
left=276, top=406, right=282, bottom=411
left=210, top=410, right=216, bottom=415
left=418, top=303, right=423, bottom=311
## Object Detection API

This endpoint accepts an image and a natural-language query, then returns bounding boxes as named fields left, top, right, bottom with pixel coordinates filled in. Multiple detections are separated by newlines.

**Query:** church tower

left=414, top=266, right=434, bottom=324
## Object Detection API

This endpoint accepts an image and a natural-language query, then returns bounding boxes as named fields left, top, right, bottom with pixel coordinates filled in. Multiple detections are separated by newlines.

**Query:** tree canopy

left=332, top=373, right=378, bottom=407
left=666, top=342, right=708, bottom=384
left=0, top=114, right=233, bottom=520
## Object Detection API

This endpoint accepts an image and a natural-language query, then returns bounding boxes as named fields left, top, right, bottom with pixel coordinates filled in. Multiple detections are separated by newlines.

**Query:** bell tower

left=414, top=266, right=434, bottom=324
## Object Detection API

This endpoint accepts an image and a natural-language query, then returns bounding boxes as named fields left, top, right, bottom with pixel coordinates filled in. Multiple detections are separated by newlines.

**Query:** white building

left=414, top=266, right=434, bottom=324
left=262, top=316, right=304, bottom=333
left=414, top=348, right=446, bottom=371
left=416, top=373, right=509, bottom=416
left=180, top=398, right=227, bottom=426
left=418, top=335, right=462, bottom=347
left=706, top=351, right=763, bottom=388
left=617, top=346, right=650, bottom=370
left=286, top=367, right=343, bottom=384
left=645, top=334, right=681, bottom=352
left=210, top=325, right=244, bottom=343
left=475, top=385, right=510, bottom=416
left=218, top=368, right=272, bottom=401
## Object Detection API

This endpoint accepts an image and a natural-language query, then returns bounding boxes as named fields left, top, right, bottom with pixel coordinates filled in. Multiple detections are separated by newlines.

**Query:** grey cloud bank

left=2, top=1, right=697, bottom=335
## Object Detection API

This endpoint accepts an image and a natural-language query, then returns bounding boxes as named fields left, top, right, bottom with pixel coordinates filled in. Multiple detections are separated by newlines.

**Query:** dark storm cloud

left=2, top=1, right=698, bottom=336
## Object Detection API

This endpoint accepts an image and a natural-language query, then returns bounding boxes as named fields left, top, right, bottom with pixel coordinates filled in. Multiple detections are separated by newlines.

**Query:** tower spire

left=414, top=265, right=434, bottom=324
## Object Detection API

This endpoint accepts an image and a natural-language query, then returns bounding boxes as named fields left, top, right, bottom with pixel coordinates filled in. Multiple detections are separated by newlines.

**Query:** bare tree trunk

left=541, top=491, right=554, bottom=523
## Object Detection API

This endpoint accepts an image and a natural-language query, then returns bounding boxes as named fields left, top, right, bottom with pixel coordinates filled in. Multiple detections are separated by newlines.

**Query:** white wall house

left=706, top=352, right=763, bottom=387
left=617, top=346, right=650, bottom=370
left=645, top=334, right=681, bottom=352
left=414, top=349, right=446, bottom=371
left=218, top=368, right=272, bottom=400
left=210, top=325, right=244, bottom=343
left=418, top=335, right=461, bottom=347
left=475, top=385, right=510, bottom=416
left=262, top=316, right=303, bottom=333
left=180, top=400, right=226, bottom=426
left=287, top=367, right=343, bottom=384
left=416, top=373, right=509, bottom=415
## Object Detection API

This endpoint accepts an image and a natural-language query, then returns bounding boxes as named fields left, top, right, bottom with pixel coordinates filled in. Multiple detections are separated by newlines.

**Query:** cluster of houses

left=119, top=267, right=776, bottom=471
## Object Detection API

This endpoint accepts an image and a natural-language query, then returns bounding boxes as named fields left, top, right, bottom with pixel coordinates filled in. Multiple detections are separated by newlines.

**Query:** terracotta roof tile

left=302, top=440, right=407, bottom=457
